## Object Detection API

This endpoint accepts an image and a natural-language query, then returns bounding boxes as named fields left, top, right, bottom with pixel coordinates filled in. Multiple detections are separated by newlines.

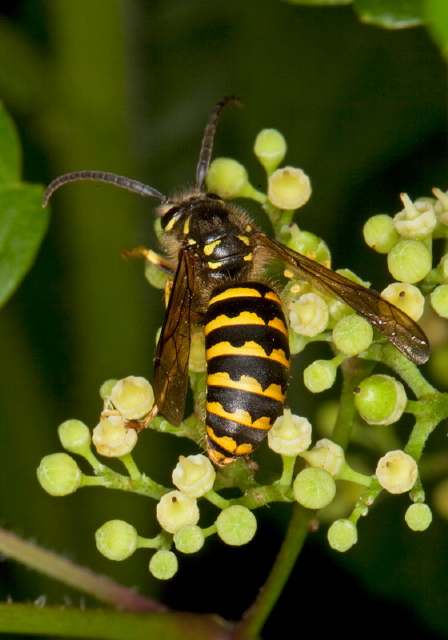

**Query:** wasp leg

left=122, top=246, right=174, bottom=276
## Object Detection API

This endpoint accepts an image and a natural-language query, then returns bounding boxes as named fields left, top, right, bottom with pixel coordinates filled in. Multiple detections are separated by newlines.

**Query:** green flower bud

left=100, top=379, right=119, bottom=400
left=172, top=454, right=216, bottom=497
left=173, top=524, right=205, bottom=554
left=216, top=505, right=257, bottom=546
left=327, top=298, right=353, bottom=322
left=387, top=239, right=432, bottom=284
left=267, top=409, right=312, bottom=456
left=156, top=491, right=200, bottom=534
left=253, top=128, right=287, bottom=173
left=363, top=214, right=399, bottom=254
left=206, top=158, right=265, bottom=202
left=268, top=167, right=311, bottom=210
left=286, top=224, right=331, bottom=264
left=393, top=193, right=437, bottom=240
left=303, top=359, right=337, bottom=393
left=376, top=450, right=418, bottom=494
left=327, top=519, right=358, bottom=552
left=58, top=419, right=91, bottom=455
left=430, top=284, right=448, bottom=318
left=95, top=520, right=138, bottom=561
left=288, top=292, right=329, bottom=337
left=405, top=503, right=432, bottom=531
left=110, top=376, right=154, bottom=420
left=149, top=550, right=178, bottom=580
left=92, top=415, right=137, bottom=457
left=293, top=467, right=336, bottom=509
left=332, top=315, right=373, bottom=356
left=354, top=374, right=407, bottom=425
left=381, top=282, right=425, bottom=321
left=144, top=258, right=170, bottom=290
left=299, top=438, right=344, bottom=477
left=188, top=331, right=206, bottom=373
left=37, top=453, right=82, bottom=496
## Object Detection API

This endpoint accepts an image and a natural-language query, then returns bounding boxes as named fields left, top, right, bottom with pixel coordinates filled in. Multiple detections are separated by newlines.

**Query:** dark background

left=0, top=1, right=447, bottom=637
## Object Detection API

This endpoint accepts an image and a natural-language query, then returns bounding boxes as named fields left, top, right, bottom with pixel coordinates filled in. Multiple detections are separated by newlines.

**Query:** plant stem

left=0, top=527, right=160, bottom=611
left=234, top=503, right=312, bottom=640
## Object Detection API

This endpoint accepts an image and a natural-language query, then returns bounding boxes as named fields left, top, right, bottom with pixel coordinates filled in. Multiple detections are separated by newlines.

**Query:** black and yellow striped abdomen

left=204, top=282, right=290, bottom=466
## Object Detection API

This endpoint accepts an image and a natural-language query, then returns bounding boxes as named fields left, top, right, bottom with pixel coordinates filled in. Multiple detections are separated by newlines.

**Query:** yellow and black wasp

left=43, top=97, right=430, bottom=466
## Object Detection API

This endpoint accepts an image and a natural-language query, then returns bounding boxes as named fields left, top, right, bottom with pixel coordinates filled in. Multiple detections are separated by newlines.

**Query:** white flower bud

left=288, top=292, right=329, bottom=337
left=376, top=450, right=418, bottom=494
left=92, top=415, right=137, bottom=457
left=381, top=282, right=425, bottom=321
left=172, top=454, right=216, bottom=497
left=393, top=193, right=437, bottom=239
left=268, top=167, right=311, bottom=209
left=110, top=376, right=154, bottom=420
left=299, top=438, right=344, bottom=477
left=267, top=410, right=312, bottom=456
left=156, top=491, right=200, bottom=534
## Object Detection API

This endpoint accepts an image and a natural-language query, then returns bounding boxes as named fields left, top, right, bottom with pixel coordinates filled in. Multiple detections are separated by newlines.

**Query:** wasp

left=43, top=97, right=430, bottom=466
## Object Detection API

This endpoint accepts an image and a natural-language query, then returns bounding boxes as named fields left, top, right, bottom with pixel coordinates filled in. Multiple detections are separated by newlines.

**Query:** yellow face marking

left=205, top=311, right=267, bottom=334
left=183, top=215, right=191, bottom=236
left=206, top=341, right=290, bottom=368
left=207, top=261, right=222, bottom=270
left=207, top=371, right=285, bottom=402
left=206, top=403, right=274, bottom=431
left=164, top=216, right=176, bottom=232
left=237, top=235, right=250, bottom=246
left=188, top=238, right=197, bottom=245
left=209, top=287, right=263, bottom=305
left=203, top=239, right=221, bottom=256
left=243, top=253, right=253, bottom=262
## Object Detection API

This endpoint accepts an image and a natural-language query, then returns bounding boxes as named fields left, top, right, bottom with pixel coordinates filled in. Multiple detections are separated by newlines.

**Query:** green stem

left=332, top=357, right=374, bottom=449
left=279, top=455, right=297, bottom=486
left=234, top=504, right=312, bottom=640
left=204, top=490, right=231, bottom=510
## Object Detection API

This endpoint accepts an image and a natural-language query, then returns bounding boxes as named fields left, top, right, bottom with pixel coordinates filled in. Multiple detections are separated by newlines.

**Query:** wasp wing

left=253, top=233, right=429, bottom=365
left=153, top=249, right=195, bottom=426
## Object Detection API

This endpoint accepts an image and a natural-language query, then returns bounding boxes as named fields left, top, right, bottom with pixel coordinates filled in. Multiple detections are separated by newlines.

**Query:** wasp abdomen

left=204, top=282, right=290, bottom=466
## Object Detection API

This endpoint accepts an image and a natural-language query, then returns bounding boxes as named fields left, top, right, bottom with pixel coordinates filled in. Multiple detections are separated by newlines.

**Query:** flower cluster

left=36, top=125, right=448, bottom=579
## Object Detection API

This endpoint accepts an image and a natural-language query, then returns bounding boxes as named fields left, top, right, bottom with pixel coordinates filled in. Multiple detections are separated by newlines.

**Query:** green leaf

left=0, top=185, right=48, bottom=308
left=0, top=103, right=20, bottom=184
left=425, top=0, right=448, bottom=59
left=0, top=104, right=48, bottom=308
left=354, top=0, right=424, bottom=27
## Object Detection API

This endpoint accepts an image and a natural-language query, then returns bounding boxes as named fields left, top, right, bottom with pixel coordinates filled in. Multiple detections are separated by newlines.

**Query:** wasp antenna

left=195, top=95, right=242, bottom=191
left=42, top=171, right=166, bottom=207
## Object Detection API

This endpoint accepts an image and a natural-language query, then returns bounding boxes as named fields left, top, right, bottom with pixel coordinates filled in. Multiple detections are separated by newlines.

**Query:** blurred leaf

left=0, top=104, right=47, bottom=308
left=354, top=0, right=424, bottom=27
left=0, top=103, right=20, bottom=184
left=425, top=0, right=448, bottom=59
